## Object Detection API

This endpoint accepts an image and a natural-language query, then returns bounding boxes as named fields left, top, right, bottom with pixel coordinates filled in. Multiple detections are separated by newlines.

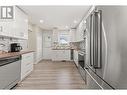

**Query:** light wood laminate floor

left=15, top=60, right=85, bottom=89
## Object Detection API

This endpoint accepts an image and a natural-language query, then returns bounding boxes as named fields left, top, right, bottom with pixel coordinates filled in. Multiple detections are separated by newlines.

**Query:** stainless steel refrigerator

left=85, top=6, right=127, bottom=89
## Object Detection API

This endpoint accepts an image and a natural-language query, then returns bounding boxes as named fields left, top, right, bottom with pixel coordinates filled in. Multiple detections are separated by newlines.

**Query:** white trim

left=34, top=57, right=43, bottom=64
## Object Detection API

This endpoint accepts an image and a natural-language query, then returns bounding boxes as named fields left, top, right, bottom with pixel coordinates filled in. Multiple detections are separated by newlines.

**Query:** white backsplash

left=0, top=37, right=28, bottom=52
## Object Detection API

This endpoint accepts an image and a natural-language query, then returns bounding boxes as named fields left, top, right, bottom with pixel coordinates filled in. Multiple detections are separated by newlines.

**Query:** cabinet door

left=52, top=50, right=64, bottom=61
left=21, top=11, right=28, bottom=39
left=70, top=29, right=76, bottom=42
left=0, top=21, right=14, bottom=37
left=63, top=50, right=70, bottom=60
left=0, top=6, right=28, bottom=39
left=21, top=52, right=34, bottom=80
left=57, top=50, right=70, bottom=60
left=52, top=50, right=70, bottom=61
left=74, top=50, right=78, bottom=66
left=58, top=50, right=64, bottom=60
left=74, top=50, right=76, bottom=63
left=13, top=6, right=28, bottom=39
left=76, top=22, right=82, bottom=41
left=52, top=31, right=58, bottom=42
left=76, top=20, right=86, bottom=42
left=52, top=50, right=58, bottom=61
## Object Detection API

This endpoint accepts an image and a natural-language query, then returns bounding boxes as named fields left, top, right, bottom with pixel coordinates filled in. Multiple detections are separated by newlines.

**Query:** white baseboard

left=34, top=57, right=43, bottom=64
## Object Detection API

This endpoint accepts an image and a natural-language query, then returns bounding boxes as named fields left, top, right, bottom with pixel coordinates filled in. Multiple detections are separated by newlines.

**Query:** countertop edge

left=0, top=51, right=35, bottom=59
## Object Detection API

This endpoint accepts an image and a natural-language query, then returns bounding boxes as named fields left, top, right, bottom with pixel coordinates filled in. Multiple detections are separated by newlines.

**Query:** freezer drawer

left=85, top=68, right=102, bottom=89
left=84, top=65, right=113, bottom=89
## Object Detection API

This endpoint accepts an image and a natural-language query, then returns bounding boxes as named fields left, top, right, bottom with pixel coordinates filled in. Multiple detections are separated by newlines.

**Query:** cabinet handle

left=90, top=14, right=93, bottom=66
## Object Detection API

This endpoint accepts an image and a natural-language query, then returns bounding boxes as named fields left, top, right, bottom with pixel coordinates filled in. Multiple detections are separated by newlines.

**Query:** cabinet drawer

left=21, top=63, right=33, bottom=72
left=21, top=59, right=33, bottom=70
left=22, top=64, right=33, bottom=73
left=25, top=62, right=33, bottom=67
left=22, top=53, right=33, bottom=62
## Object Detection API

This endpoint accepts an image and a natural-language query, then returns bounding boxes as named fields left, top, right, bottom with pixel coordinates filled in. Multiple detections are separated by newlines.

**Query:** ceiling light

left=25, top=19, right=28, bottom=22
left=74, top=20, right=77, bottom=24
left=40, top=20, right=44, bottom=23
left=65, top=26, right=69, bottom=29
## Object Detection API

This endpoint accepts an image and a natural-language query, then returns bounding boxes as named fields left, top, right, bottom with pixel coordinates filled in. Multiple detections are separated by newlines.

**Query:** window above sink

left=59, top=34, right=69, bottom=45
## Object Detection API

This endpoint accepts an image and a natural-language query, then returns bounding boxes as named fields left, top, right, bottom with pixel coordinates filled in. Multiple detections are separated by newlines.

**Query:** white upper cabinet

left=52, top=30, right=58, bottom=42
left=0, top=21, right=13, bottom=37
left=76, top=20, right=86, bottom=42
left=69, top=29, right=76, bottom=42
left=0, top=6, right=28, bottom=39
left=70, top=20, right=86, bottom=42
left=14, top=6, right=28, bottom=39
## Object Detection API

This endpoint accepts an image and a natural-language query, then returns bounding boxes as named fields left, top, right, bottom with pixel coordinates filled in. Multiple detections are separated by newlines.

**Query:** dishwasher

left=0, top=55, right=21, bottom=89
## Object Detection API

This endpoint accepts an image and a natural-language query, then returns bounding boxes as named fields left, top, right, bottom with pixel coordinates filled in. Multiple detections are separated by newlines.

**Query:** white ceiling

left=19, top=6, right=91, bottom=30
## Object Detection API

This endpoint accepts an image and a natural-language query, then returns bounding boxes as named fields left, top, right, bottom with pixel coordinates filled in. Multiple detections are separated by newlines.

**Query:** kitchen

left=0, top=5, right=127, bottom=90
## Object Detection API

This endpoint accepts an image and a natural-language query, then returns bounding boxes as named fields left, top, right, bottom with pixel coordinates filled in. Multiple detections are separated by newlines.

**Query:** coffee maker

left=10, top=43, right=22, bottom=52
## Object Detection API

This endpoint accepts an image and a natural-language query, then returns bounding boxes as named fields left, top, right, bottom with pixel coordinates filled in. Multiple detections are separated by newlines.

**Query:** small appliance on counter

left=10, top=43, right=22, bottom=52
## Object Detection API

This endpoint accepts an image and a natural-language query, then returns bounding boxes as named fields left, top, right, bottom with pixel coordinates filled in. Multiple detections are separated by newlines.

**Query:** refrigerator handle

left=90, top=14, right=93, bottom=66
left=100, top=10, right=102, bottom=69
left=92, top=12, right=96, bottom=68
left=93, top=10, right=102, bottom=69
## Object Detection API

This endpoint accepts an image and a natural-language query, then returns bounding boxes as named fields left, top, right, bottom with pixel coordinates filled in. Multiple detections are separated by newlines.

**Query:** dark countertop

left=0, top=51, right=35, bottom=59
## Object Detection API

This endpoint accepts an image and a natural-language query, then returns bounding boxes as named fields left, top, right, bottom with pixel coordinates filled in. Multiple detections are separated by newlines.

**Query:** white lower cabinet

left=21, top=52, right=34, bottom=81
left=52, top=50, right=70, bottom=61
left=74, top=50, right=78, bottom=67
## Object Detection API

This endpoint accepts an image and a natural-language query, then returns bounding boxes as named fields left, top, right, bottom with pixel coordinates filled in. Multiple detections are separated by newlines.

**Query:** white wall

left=27, top=24, right=43, bottom=64
left=36, top=27, right=43, bottom=62
left=28, top=24, right=36, bottom=51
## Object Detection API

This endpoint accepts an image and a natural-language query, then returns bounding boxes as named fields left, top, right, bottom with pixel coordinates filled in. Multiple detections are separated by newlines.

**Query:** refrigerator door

left=96, top=6, right=127, bottom=89
left=85, top=9, right=102, bottom=73
left=92, top=10, right=102, bottom=69
left=85, top=8, right=114, bottom=89
left=85, top=11, right=96, bottom=72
